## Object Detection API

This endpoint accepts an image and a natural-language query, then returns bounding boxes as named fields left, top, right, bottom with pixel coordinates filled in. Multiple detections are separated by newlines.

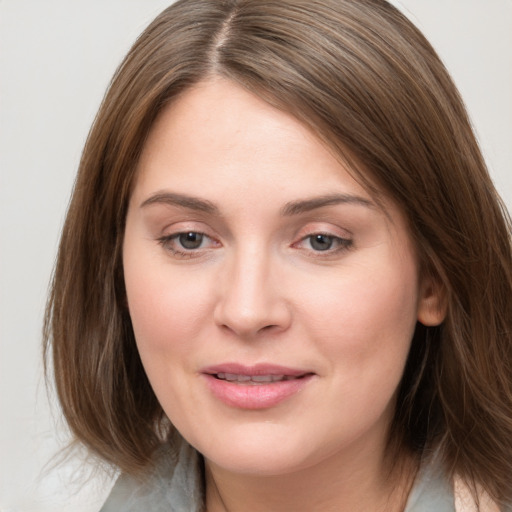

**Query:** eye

left=157, top=230, right=219, bottom=257
left=309, top=234, right=336, bottom=251
left=295, top=233, right=353, bottom=254
left=177, top=232, right=205, bottom=250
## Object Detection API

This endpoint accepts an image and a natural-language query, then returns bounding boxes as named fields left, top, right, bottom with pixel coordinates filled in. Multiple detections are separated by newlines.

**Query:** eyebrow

left=140, top=191, right=374, bottom=216
left=281, top=193, right=374, bottom=216
left=140, top=192, right=219, bottom=214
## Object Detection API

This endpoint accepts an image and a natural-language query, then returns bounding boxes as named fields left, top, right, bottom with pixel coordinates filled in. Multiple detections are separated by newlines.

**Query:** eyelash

left=157, top=231, right=353, bottom=259
left=157, top=232, right=218, bottom=258
left=293, top=233, right=353, bottom=255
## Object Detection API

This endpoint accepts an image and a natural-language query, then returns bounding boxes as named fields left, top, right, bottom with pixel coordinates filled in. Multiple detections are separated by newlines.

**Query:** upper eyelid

left=159, top=222, right=217, bottom=238
left=299, top=230, right=351, bottom=238
left=295, top=233, right=352, bottom=245
left=293, top=222, right=353, bottom=239
left=160, top=231, right=216, bottom=243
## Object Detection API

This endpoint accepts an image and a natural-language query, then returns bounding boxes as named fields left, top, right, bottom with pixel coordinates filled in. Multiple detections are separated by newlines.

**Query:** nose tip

left=215, top=303, right=286, bottom=338
left=213, top=264, right=291, bottom=338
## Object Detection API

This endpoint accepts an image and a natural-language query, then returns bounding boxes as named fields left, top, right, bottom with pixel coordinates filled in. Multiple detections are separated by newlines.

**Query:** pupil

left=179, top=232, right=203, bottom=249
left=311, top=234, right=333, bottom=251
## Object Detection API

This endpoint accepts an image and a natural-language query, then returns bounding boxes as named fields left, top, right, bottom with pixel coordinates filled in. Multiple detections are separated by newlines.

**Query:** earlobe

left=417, top=277, right=447, bottom=326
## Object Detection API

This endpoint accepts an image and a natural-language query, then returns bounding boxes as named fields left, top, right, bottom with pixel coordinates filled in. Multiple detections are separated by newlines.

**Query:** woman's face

left=123, top=78, right=439, bottom=476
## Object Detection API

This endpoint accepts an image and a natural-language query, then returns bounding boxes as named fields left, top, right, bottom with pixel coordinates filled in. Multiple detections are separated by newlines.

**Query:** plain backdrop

left=1, top=1, right=511, bottom=511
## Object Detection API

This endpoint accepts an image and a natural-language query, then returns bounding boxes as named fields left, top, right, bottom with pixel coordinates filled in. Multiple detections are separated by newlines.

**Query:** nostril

left=213, top=281, right=292, bottom=337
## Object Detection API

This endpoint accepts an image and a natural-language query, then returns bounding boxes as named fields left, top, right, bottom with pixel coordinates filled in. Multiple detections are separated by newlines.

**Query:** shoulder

left=404, top=455, right=455, bottom=512
left=454, top=477, right=509, bottom=512
left=99, top=441, right=203, bottom=512
left=404, top=454, right=508, bottom=512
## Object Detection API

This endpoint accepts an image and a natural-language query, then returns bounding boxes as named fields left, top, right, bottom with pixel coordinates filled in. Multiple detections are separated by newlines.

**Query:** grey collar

left=101, top=442, right=455, bottom=512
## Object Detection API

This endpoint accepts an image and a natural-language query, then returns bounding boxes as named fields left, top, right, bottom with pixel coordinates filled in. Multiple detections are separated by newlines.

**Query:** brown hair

left=44, top=0, right=512, bottom=504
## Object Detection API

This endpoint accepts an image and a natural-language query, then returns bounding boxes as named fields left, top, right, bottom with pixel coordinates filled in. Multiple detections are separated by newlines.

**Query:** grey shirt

left=100, top=442, right=455, bottom=512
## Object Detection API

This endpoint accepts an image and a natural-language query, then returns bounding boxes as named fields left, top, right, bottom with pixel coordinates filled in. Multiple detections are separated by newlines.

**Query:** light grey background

left=1, top=1, right=511, bottom=511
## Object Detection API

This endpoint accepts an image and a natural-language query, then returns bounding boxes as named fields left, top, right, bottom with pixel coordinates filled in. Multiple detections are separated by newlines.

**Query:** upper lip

left=201, top=363, right=312, bottom=377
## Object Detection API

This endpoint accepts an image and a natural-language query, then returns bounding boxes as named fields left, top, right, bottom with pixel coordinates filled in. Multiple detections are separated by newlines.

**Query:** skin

left=123, top=78, right=445, bottom=511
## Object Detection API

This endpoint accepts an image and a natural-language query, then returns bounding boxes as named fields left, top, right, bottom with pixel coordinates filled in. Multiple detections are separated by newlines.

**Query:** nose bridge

left=214, top=242, right=289, bottom=337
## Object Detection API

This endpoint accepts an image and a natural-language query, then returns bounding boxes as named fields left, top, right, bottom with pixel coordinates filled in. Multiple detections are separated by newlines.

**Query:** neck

left=204, top=445, right=418, bottom=512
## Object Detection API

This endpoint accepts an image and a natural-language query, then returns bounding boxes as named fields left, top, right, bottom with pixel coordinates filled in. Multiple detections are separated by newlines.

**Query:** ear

left=417, top=275, right=447, bottom=326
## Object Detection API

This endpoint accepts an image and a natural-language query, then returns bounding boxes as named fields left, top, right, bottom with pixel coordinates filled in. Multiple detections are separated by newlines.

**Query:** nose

left=213, top=249, right=292, bottom=338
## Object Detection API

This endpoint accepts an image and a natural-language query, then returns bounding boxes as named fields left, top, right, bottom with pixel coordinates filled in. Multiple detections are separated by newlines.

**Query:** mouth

left=212, top=373, right=308, bottom=384
left=201, top=364, right=315, bottom=409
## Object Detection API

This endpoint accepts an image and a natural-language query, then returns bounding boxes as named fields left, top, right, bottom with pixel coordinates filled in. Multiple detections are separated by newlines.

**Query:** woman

left=44, top=0, right=512, bottom=510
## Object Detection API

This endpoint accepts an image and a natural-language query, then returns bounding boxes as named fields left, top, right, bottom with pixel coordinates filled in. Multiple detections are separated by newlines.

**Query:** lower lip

left=203, top=374, right=313, bottom=410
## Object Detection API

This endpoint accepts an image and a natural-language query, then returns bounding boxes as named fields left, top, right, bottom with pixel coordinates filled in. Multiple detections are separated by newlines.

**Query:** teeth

left=215, top=373, right=294, bottom=383
left=251, top=375, right=274, bottom=382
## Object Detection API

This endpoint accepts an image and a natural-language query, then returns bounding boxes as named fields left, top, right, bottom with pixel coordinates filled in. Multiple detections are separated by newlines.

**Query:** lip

left=201, top=363, right=315, bottom=410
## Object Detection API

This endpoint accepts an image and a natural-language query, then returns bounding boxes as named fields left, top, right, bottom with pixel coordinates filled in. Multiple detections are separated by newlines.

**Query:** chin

left=191, top=424, right=336, bottom=477
left=206, top=449, right=313, bottom=476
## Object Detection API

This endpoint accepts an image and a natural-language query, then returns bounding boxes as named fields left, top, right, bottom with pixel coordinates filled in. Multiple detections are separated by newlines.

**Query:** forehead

left=131, top=78, right=407, bottom=229
left=135, top=79, right=367, bottom=198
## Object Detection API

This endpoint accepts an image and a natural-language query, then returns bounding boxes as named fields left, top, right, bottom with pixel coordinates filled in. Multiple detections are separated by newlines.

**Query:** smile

left=214, top=373, right=302, bottom=384
left=201, top=364, right=314, bottom=409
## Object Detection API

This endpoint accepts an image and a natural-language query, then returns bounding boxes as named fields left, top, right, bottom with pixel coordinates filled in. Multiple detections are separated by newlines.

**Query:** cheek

left=309, top=276, right=416, bottom=328
left=123, top=254, right=210, bottom=420
left=122, top=230, right=213, bottom=362
left=304, top=263, right=419, bottom=435
left=125, top=268, right=210, bottom=356
left=296, top=254, right=419, bottom=380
